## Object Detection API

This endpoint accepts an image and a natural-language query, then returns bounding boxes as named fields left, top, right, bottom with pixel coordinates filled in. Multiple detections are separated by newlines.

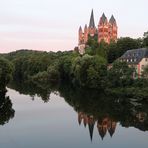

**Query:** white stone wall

left=139, top=58, right=148, bottom=75
left=78, top=44, right=85, bottom=55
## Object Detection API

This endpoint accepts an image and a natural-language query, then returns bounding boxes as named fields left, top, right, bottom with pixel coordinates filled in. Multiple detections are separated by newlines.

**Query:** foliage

left=107, top=37, right=142, bottom=63
left=0, top=58, right=14, bottom=90
left=0, top=30, right=148, bottom=90
left=71, top=54, right=107, bottom=89
left=0, top=91, right=15, bottom=125
left=143, top=31, right=148, bottom=47
left=86, top=36, right=143, bottom=63
left=47, top=64, right=60, bottom=82
left=87, top=35, right=98, bottom=50
left=107, top=61, right=135, bottom=87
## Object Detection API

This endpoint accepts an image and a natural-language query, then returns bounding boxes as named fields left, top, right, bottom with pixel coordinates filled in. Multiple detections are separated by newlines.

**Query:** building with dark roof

left=119, top=48, right=148, bottom=76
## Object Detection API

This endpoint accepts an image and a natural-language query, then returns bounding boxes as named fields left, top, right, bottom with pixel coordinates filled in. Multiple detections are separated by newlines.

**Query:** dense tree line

left=85, top=31, right=148, bottom=63
left=0, top=31, right=148, bottom=93
left=0, top=58, right=14, bottom=91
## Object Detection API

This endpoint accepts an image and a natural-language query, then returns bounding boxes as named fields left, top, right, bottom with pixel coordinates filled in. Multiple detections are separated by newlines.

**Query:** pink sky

left=0, top=0, right=148, bottom=53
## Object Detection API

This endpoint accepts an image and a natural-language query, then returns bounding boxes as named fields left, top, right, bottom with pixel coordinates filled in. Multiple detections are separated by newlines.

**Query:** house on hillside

left=119, top=48, right=148, bottom=77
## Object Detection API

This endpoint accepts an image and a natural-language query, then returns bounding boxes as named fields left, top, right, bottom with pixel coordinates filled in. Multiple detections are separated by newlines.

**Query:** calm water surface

left=0, top=87, right=148, bottom=148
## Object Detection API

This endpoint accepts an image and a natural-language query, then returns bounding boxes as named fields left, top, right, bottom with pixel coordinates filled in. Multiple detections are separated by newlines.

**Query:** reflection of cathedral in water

left=78, top=112, right=117, bottom=140
left=78, top=111, right=148, bottom=141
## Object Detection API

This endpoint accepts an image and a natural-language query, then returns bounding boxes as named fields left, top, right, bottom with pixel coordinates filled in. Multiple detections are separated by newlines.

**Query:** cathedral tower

left=109, top=15, right=118, bottom=42
left=98, top=13, right=110, bottom=43
left=78, top=10, right=118, bottom=54
left=78, top=26, right=83, bottom=44
left=84, top=24, right=88, bottom=43
left=88, top=9, right=97, bottom=37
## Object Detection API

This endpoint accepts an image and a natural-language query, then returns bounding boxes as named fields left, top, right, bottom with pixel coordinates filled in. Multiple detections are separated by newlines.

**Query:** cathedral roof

left=84, top=24, right=87, bottom=29
left=101, top=13, right=107, bottom=23
left=89, top=9, right=95, bottom=28
left=79, top=26, right=82, bottom=32
left=88, top=122, right=95, bottom=141
left=109, top=15, right=116, bottom=25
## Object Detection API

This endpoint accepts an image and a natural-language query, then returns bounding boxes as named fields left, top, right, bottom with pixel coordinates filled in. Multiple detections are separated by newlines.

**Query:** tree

left=96, top=41, right=108, bottom=59
left=117, top=37, right=142, bottom=57
left=0, top=91, right=15, bottom=125
left=107, top=61, right=135, bottom=87
left=143, top=31, right=148, bottom=47
left=0, top=58, right=14, bottom=91
left=71, top=54, right=107, bottom=89
left=47, top=63, right=60, bottom=82
left=107, top=37, right=142, bottom=64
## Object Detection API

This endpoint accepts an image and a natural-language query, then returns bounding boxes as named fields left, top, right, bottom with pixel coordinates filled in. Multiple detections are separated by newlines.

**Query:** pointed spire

left=108, top=121, right=116, bottom=137
left=101, top=13, right=107, bottom=23
left=89, top=9, right=95, bottom=28
left=79, top=26, right=82, bottom=32
left=109, top=15, right=116, bottom=25
left=98, top=126, right=106, bottom=140
left=78, top=112, right=83, bottom=125
left=84, top=24, right=87, bottom=29
left=88, top=121, right=95, bottom=141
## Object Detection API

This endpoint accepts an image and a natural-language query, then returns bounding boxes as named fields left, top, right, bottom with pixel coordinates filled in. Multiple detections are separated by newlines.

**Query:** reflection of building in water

left=78, top=112, right=117, bottom=141
left=78, top=112, right=95, bottom=141
left=136, top=112, right=147, bottom=123
left=97, top=118, right=117, bottom=140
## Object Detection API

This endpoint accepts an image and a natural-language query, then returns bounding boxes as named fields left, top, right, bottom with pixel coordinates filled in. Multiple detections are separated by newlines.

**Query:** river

left=0, top=86, right=148, bottom=148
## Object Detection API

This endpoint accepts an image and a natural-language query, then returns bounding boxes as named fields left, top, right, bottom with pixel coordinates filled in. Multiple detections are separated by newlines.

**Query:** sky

left=0, top=0, right=148, bottom=53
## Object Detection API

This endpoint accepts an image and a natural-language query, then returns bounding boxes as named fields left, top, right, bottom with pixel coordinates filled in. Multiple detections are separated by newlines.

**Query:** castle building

left=78, top=10, right=118, bottom=54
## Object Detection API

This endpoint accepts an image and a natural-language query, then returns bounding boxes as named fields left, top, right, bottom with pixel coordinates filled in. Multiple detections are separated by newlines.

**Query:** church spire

left=109, top=15, right=116, bottom=25
left=79, top=26, right=82, bottom=32
left=101, top=13, right=107, bottom=23
left=88, top=120, right=95, bottom=141
left=89, top=9, right=95, bottom=28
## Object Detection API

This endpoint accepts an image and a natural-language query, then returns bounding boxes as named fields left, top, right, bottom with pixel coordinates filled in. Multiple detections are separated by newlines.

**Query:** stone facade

left=78, top=10, right=118, bottom=52
left=119, top=48, right=148, bottom=77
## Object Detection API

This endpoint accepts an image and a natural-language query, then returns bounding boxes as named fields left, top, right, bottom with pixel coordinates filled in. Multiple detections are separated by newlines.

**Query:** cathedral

left=78, top=10, right=118, bottom=54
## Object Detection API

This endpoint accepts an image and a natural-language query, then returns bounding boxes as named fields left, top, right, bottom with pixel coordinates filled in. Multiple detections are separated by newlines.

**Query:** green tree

left=107, top=41, right=118, bottom=63
left=96, top=41, right=108, bottom=59
left=117, top=37, right=141, bottom=57
left=107, top=61, right=135, bottom=87
left=47, top=63, right=60, bottom=82
left=0, top=58, right=14, bottom=91
left=71, top=54, right=107, bottom=89
left=143, top=31, right=148, bottom=47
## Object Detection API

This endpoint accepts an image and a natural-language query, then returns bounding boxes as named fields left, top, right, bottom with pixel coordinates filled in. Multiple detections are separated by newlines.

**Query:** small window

left=145, top=58, right=148, bottom=62
left=127, top=59, right=129, bottom=62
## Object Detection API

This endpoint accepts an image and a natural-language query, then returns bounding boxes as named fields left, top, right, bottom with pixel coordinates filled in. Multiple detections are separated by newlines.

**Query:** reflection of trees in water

left=8, top=81, right=58, bottom=102
left=58, top=84, right=148, bottom=140
left=8, top=81, right=148, bottom=140
left=0, top=91, right=15, bottom=125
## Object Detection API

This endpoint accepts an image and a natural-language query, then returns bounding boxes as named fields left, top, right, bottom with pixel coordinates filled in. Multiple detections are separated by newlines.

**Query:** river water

left=0, top=87, right=148, bottom=148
